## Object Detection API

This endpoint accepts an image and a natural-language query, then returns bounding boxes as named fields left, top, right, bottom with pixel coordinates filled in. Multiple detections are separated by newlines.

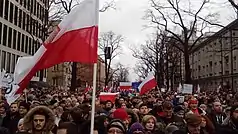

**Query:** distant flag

left=138, top=73, right=157, bottom=95
left=99, top=92, right=119, bottom=103
left=119, top=82, right=132, bottom=90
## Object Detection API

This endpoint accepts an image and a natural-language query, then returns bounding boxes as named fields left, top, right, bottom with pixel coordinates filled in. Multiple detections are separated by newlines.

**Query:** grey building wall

left=190, top=20, right=238, bottom=91
left=0, top=0, right=49, bottom=81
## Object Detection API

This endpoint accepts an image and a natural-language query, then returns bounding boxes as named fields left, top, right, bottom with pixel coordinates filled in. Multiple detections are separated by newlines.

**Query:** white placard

left=182, top=84, right=193, bottom=94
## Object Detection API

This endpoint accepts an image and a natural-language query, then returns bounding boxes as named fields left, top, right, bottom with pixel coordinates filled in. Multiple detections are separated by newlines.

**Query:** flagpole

left=90, top=0, right=99, bottom=132
left=90, top=64, right=97, bottom=134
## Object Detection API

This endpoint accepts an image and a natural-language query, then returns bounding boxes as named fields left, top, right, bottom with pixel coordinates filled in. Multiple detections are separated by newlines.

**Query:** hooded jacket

left=23, top=106, right=55, bottom=134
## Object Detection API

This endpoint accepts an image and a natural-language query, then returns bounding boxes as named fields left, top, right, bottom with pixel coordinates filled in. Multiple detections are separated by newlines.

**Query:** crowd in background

left=0, top=87, right=238, bottom=134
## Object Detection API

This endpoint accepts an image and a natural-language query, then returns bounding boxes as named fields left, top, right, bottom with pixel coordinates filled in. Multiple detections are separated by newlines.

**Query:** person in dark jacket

left=2, top=102, right=21, bottom=134
left=217, top=105, right=238, bottom=134
left=208, top=101, right=226, bottom=129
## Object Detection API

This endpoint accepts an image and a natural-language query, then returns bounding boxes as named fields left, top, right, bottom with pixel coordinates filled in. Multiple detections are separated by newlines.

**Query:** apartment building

left=0, top=0, right=49, bottom=81
left=190, top=19, right=238, bottom=91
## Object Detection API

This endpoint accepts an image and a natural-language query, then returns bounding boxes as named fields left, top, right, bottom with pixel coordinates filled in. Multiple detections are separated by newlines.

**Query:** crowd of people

left=0, top=86, right=238, bottom=134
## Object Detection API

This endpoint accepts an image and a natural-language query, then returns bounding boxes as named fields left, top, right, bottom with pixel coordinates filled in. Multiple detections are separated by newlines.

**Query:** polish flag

left=7, top=0, right=99, bottom=104
left=138, top=73, right=157, bottom=95
left=119, top=82, right=132, bottom=90
left=99, top=92, right=119, bottom=103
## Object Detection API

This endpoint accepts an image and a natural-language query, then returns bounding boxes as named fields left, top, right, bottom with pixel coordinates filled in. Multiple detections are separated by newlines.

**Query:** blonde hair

left=142, top=115, right=157, bottom=125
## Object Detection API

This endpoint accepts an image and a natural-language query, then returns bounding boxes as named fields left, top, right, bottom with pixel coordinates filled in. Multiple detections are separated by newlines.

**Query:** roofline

left=191, top=19, right=238, bottom=53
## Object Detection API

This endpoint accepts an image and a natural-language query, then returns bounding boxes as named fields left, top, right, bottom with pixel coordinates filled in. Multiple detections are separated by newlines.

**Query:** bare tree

left=134, top=62, right=151, bottom=79
left=99, top=31, right=123, bottom=86
left=146, top=0, right=222, bottom=84
left=114, top=63, right=129, bottom=82
left=132, top=32, right=168, bottom=87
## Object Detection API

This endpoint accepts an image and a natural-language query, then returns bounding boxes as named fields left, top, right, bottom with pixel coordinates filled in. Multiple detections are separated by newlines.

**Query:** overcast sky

left=98, top=0, right=237, bottom=81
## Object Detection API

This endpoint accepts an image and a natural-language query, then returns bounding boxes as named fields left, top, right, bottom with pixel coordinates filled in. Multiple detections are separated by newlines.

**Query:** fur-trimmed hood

left=23, top=106, right=55, bottom=132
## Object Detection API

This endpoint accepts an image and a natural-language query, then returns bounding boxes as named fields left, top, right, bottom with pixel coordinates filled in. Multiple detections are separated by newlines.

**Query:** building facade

left=0, top=0, right=49, bottom=81
left=190, top=20, right=238, bottom=91
left=47, top=57, right=106, bottom=88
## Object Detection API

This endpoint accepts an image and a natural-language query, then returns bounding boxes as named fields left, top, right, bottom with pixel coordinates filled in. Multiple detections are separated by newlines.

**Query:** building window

left=0, top=0, right=3, bottom=17
left=11, top=54, right=15, bottom=73
left=24, top=0, right=27, bottom=8
left=1, top=51, right=6, bottom=69
left=21, top=34, right=25, bottom=52
left=4, top=0, right=9, bottom=20
left=25, top=36, right=28, bottom=54
left=22, top=12, right=26, bottom=30
left=29, top=38, right=32, bottom=55
left=18, top=10, right=22, bottom=28
left=17, top=32, right=21, bottom=51
left=2, top=25, right=7, bottom=46
left=8, top=27, right=12, bottom=48
left=9, top=2, right=13, bottom=23
left=6, top=52, right=11, bottom=72
left=14, top=6, right=18, bottom=25
left=13, top=29, right=17, bottom=49
left=32, top=40, right=35, bottom=55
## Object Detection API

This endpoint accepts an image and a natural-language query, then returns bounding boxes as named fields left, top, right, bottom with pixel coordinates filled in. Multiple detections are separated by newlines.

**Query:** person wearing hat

left=107, top=119, right=127, bottom=134
left=128, top=122, right=145, bottom=134
left=187, top=97, right=204, bottom=115
left=18, top=102, right=30, bottom=118
left=113, top=108, right=130, bottom=129
left=185, top=114, right=202, bottom=134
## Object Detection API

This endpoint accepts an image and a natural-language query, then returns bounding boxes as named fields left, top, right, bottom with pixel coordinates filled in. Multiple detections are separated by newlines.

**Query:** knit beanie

left=113, top=108, right=129, bottom=121
left=108, top=119, right=127, bottom=134
left=128, top=122, right=145, bottom=134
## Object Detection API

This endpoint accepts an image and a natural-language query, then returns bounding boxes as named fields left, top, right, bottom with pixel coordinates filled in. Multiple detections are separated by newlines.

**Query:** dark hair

left=139, top=103, right=148, bottom=109
left=162, top=101, right=173, bottom=110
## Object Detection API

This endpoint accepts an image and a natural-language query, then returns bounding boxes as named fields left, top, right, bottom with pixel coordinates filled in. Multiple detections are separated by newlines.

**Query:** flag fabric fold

left=138, top=73, right=157, bottom=95
left=6, top=0, right=99, bottom=104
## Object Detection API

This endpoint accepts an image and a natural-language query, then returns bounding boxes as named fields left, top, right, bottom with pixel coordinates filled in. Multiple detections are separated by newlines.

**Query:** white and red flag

left=99, top=92, right=119, bottom=103
left=7, top=0, right=98, bottom=104
left=119, top=82, right=132, bottom=90
left=138, top=73, right=157, bottom=95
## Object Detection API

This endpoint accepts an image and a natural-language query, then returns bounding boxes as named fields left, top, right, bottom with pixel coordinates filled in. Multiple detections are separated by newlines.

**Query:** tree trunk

left=70, top=62, right=77, bottom=91
left=184, top=43, right=192, bottom=84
